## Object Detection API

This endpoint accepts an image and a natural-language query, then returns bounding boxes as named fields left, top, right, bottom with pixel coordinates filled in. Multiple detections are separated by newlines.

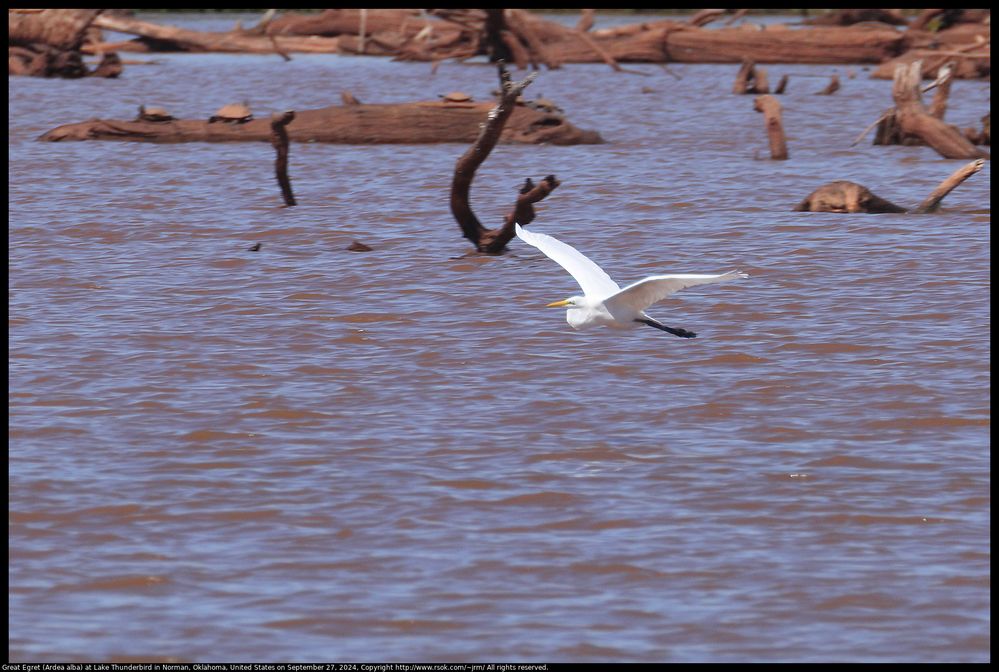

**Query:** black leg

left=635, top=318, right=696, bottom=338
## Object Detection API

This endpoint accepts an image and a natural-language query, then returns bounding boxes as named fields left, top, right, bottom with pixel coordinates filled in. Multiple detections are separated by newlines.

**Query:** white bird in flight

left=515, top=224, right=748, bottom=338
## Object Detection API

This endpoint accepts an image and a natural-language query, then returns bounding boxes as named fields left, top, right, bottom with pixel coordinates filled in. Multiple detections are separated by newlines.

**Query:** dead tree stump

left=816, top=74, right=840, bottom=95
left=753, top=95, right=788, bottom=160
left=879, top=60, right=988, bottom=159
left=733, top=58, right=769, bottom=94
left=451, top=62, right=561, bottom=254
left=269, top=111, right=296, bottom=206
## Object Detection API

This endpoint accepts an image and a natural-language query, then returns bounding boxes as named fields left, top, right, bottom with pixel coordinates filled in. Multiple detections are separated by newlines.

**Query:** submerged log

left=794, top=181, right=906, bottom=213
left=451, top=63, right=560, bottom=254
left=796, top=159, right=984, bottom=214
left=39, top=99, right=604, bottom=146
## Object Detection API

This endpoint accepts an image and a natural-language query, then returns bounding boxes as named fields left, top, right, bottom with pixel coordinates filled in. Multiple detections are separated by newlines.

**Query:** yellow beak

left=546, top=299, right=571, bottom=308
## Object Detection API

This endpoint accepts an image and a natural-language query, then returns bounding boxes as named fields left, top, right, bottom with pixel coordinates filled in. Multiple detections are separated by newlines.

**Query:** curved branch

left=450, top=62, right=538, bottom=250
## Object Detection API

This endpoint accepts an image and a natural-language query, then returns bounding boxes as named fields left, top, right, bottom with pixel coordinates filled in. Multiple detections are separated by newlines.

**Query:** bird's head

left=546, top=296, right=584, bottom=309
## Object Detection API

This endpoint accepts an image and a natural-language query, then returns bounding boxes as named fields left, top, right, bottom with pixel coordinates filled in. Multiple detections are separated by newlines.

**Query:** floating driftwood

left=451, top=63, right=560, bottom=254
left=795, top=159, right=985, bottom=213
left=39, top=97, right=603, bottom=146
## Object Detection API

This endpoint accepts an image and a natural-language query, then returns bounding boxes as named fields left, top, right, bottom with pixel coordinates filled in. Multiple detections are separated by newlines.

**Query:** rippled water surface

left=9, top=13, right=991, bottom=663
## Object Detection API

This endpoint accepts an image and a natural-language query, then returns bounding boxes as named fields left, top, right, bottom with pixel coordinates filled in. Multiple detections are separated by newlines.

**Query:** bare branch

left=912, top=159, right=984, bottom=214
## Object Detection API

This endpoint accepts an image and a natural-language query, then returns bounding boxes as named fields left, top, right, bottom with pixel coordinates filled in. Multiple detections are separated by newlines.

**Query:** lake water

left=8, top=13, right=991, bottom=663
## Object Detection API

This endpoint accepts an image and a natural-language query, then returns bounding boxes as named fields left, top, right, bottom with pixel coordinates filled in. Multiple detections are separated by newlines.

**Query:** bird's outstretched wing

left=515, top=224, right=620, bottom=299
left=604, top=271, right=748, bottom=314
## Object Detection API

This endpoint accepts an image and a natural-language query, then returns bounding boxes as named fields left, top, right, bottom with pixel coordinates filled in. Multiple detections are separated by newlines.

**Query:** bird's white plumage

left=513, top=223, right=620, bottom=300
left=515, top=223, right=748, bottom=333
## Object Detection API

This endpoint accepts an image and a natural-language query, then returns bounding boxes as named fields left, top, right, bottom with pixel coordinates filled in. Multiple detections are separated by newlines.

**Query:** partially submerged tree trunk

left=816, top=74, right=840, bottom=95
left=795, top=181, right=905, bottom=213
left=880, top=60, right=988, bottom=159
left=733, top=58, right=769, bottom=94
left=753, top=95, right=788, bottom=160
left=40, top=98, right=603, bottom=146
left=796, top=160, right=984, bottom=213
left=451, top=63, right=561, bottom=254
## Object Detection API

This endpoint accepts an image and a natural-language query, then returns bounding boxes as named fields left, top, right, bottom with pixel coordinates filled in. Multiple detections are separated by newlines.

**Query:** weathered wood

left=925, top=63, right=954, bottom=119
left=451, top=63, right=561, bottom=254
left=889, top=60, right=988, bottom=159
left=912, top=159, right=985, bottom=213
left=40, top=99, right=603, bottom=146
left=733, top=58, right=768, bottom=94
left=816, top=74, right=840, bottom=95
left=9, top=8, right=101, bottom=51
left=753, top=95, right=787, bottom=160
left=794, top=181, right=906, bottom=213
left=90, top=13, right=340, bottom=53
left=269, top=111, right=296, bottom=207
left=665, top=24, right=906, bottom=64
left=872, top=39, right=990, bottom=80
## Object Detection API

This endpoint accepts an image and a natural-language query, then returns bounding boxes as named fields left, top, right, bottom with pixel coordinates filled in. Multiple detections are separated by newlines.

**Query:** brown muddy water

left=8, top=13, right=991, bottom=664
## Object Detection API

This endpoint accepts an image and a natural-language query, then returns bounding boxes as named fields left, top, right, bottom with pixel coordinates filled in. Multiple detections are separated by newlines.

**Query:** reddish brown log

left=90, top=13, right=340, bottom=53
left=753, top=95, right=788, bottom=160
left=40, top=99, right=603, bottom=146
left=269, top=111, right=296, bottom=207
left=267, top=9, right=424, bottom=37
left=666, top=24, right=906, bottom=63
left=451, top=64, right=561, bottom=254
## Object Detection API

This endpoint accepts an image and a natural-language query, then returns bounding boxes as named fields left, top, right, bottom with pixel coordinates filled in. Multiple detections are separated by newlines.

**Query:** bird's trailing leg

left=635, top=317, right=696, bottom=338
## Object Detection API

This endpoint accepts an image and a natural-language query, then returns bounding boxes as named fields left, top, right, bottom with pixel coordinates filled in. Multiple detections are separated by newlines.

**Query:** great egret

left=514, top=224, right=747, bottom=338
